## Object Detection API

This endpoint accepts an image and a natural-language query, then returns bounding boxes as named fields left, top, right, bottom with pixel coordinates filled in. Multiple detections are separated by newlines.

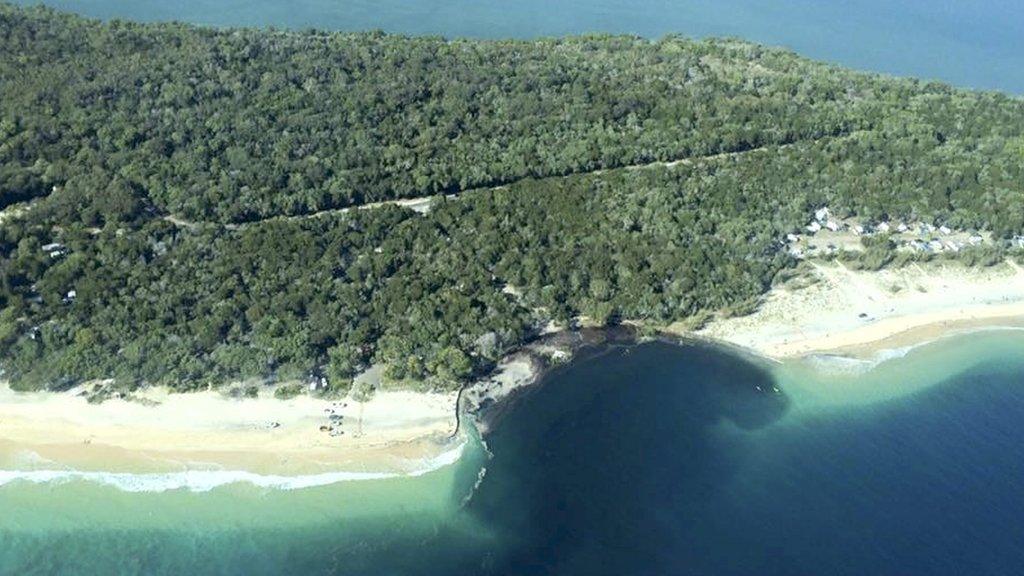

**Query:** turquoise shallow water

left=2, top=329, right=1024, bottom=574
left=0, top=436, right=496, bottom=574
left=10, top=0, right=1024, bottom=93
left=4, top=4, right=1024, bottom=572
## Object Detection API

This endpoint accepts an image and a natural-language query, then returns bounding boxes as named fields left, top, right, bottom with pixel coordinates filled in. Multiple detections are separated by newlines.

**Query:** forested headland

left=1, top=4, right=1022, bottom=393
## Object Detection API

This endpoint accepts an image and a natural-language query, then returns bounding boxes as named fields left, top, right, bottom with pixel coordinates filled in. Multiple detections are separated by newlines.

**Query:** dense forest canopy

left=1, top=4, right=1022, bottom=392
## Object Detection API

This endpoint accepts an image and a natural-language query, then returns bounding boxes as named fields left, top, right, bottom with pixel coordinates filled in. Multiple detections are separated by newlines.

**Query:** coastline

left=0, top=339, right=573, bottom=482
left=0, top=329, right=598, bottom=482
left=686, top=260, right=1024, bottom=361
left=3, top=260, right=1023, bottom=483
left=0, top=385, right=459, bottom=477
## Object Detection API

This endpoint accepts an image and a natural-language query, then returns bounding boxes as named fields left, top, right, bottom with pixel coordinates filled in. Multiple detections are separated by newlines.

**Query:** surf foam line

left=0, top=441, right=466, bottom=493
left=459, top=420, right=494, bottom=508
left=803, top=325, right=1024, bottom=376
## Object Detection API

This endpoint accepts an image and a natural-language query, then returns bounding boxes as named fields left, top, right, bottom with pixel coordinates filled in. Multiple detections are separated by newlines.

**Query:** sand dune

left=692, top=260, right=1024, bottom=359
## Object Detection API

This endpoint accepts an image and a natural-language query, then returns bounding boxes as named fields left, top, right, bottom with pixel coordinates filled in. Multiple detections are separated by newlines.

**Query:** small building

left=806, top=221, right=822, bottom=233
left=928, top=240, right=944, bottom=252
left=41, top=243, right=63, bottom=252
left=825, top=220, right=840, bottom=232
left=939, top=225, right=953, bottom=235
left=968, top=235, right=984, bottom=246
left=852, top=225, right=865, bottom=235
left=786, top=233, right=800, bottom=243
left=815, top=207, right=831, bottom=222
left=896, top=223, right=909, bottom=233
left=876, top=222, right=891, bottom=233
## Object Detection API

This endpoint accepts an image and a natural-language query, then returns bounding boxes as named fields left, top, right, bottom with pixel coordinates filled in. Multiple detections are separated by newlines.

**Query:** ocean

left=8, top=0, right=1024, bottom=93
left=3, top=330, right=1024, bottom=575
left=4, top=3, right=1024, bottom=573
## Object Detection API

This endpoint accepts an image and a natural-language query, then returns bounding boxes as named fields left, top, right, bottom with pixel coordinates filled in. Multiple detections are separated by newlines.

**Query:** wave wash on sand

left=0, top=385, right=459, bottom=468
left=0, top=441, right=466, bottom=493
left=2, top=259, right=1022, bottom=493
left=691, top=260, right=1024, bottom=360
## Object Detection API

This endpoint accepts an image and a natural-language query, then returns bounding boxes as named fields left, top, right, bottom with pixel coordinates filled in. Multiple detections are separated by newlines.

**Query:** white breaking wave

left=805, top=326, right=1024, bottom=376
left=0, top=441, right=466, bottom=493
left=806, top=341, right=933, bottom=374
left=868, top=345, right=918, bottom=364
left=804, top=353, right=878, bottom=375
left=460, top=432, right=494, bottom=507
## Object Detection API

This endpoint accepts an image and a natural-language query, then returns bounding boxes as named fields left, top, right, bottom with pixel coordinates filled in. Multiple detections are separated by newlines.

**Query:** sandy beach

left=0, top=385, right=459, bottom=475
left=689, top=260, right=1024, bottom=360
left=4, top=259, right=1023, bottom=477
left=0, top=356, right=544, bottom=478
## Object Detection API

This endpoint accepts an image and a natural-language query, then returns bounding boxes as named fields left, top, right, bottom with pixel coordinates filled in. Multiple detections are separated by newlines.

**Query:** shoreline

left=0, top=329, right=597, bottom=481
left=0, top=386, right=460, bottom=477
left=2, top=261, right=1023, bottom=482
left=687, top=260, right=1024, bottom=361
left=782, top=309, right=1024, bottom=361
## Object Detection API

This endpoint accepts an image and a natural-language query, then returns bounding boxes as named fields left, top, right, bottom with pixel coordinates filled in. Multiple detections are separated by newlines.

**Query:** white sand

left=7, top=258, right=1021, bottom=473
left=0, top=385, right=457, bottom=474
left=689, top=260, right=1024, bottom=359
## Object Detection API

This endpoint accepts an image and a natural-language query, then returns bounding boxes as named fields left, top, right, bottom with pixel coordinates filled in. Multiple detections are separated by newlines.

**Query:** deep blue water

left=460, top=341, right=1024, bottom=575
left=4, top=338, right=1024, bottom=574
left=448, top=341, right=1024, bottom=575
left=11, top=0, right=1024, bottom=93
